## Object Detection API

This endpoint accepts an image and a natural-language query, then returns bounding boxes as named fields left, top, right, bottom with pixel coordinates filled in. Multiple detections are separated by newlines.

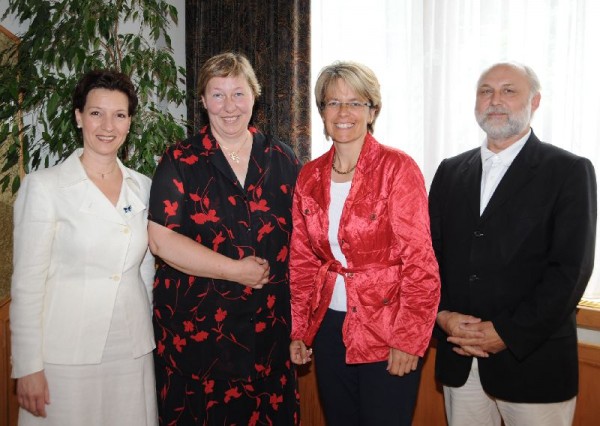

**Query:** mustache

left=483, top=106, right=509, bottom=116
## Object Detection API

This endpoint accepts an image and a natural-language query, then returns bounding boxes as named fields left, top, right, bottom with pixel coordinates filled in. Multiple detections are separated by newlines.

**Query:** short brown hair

left=72, top=70, right=138, bottom=121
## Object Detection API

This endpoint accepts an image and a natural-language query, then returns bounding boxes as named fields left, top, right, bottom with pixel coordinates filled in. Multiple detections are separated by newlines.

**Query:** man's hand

left=447, top=320, right=506, bottom=355
left=437, top=310, right=489, bottom=357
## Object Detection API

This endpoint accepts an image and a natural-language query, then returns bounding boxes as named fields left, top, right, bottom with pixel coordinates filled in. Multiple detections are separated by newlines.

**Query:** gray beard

left=476, top=105, right=531, bottom=140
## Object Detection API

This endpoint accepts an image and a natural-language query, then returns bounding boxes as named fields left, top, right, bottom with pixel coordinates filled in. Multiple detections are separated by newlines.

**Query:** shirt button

left=473, top=230, right=484, bottom=237
left=123, top=226, right=130, bottom=234
left=111, top=275, right=120, bottom=281
left=382, top=298, right=389, bottom=305
left=469, top=274, right=479, bottom=282
left=351, top=307, right=357, bottom=313
left=347, top=272, right=354, bottom=278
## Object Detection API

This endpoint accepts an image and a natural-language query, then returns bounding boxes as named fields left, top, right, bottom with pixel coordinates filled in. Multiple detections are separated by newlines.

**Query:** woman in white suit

left=10, top=70, right=157, bottom=425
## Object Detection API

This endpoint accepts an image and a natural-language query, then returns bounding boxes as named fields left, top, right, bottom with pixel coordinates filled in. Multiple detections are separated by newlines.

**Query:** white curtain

left=311, top=0, right=600, bottom=299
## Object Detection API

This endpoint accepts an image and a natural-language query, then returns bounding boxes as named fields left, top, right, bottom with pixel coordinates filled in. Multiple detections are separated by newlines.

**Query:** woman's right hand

left=16, top=370, right=50, bottom=417
left=233, top=256, right=270, bottom=288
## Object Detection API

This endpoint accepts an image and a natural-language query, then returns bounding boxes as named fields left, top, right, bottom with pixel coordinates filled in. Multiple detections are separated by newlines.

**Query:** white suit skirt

left=18, top=289, right=158, bottom=426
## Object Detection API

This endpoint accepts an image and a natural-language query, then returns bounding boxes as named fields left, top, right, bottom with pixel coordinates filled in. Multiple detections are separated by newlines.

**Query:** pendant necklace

left=81, top=158, right=118, bottom=179
left=221, top=133, right=250, bottom=164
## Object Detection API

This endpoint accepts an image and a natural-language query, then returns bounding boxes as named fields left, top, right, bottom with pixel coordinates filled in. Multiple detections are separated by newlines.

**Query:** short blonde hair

left=197, top=52, right=261, bottom=98
left=314, top=61, right=382, bottom=136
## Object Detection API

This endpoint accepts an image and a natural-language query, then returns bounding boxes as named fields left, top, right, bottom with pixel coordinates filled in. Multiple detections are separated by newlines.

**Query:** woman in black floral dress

left=148, top=52, right=301, bottom=425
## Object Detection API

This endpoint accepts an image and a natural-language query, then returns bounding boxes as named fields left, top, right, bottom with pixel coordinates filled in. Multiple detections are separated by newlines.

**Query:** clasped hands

left=236, top=256, right=270, bottom=289
left=436, top=310, right=506, bottom=357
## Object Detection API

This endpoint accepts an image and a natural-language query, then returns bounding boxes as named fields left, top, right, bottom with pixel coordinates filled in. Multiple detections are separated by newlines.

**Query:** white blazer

left=10, top=148, right=156, bottom=378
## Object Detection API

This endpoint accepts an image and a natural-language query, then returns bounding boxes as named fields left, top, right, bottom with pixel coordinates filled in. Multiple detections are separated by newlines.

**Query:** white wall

left=0, top=0, right=19, bottom=34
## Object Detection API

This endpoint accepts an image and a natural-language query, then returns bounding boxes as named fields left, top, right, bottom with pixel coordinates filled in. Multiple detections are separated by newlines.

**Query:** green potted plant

left=0, top=0, right=187, bottom=193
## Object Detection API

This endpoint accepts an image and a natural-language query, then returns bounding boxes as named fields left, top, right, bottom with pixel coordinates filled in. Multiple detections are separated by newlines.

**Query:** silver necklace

left=80, top=158, right=118, bottom=179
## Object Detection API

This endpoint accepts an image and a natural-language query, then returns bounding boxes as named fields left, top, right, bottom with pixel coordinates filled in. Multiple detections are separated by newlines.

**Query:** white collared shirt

left=480, top=130, right=531, bottom=215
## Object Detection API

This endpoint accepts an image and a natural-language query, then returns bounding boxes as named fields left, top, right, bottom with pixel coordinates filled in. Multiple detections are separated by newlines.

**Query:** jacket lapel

left=309, top=147, right=334, bottom=212
left=120, top=170, right=147, bottom=219
left=345, top=134, right=378, bottom=204
left=57, top=148, right=128, bottom=225
left=479, top=133, right=540, bottom=223
left=459, top=150, right=483, bottom=220
left=78, top=187, right=126, bottom=224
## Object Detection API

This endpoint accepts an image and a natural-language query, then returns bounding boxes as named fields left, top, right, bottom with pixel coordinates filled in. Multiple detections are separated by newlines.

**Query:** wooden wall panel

left=413, top=344, right=447, bottom=425
left=0, top=297, right=18, bottom=426
left=297, top=363, right=326, bottom=426
left=573, top=343, right=600, bottom=425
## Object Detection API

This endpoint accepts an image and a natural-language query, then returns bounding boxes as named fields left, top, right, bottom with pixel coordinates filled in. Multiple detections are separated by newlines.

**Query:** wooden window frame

left=577, top=300, right=600, bottom=331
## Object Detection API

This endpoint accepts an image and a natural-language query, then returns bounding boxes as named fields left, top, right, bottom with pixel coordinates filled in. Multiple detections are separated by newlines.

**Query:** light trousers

left=443, top=359, right=576, bottom=426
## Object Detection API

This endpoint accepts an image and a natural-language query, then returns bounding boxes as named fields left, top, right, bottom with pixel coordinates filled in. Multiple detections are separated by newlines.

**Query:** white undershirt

left=480, top=130, right=530, bottom=215
left=328, top=180, right=352, bottom=312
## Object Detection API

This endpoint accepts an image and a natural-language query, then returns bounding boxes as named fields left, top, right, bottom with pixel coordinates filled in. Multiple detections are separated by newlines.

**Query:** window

left=311, top=0, right=600, bottom=299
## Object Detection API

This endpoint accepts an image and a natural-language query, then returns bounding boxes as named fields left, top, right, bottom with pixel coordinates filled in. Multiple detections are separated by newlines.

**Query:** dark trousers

left=313, top=309, right=422, bottom=426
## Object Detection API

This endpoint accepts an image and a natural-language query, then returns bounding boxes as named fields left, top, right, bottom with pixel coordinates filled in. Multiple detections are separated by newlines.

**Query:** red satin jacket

left=290, top=134, right=440, bottom=363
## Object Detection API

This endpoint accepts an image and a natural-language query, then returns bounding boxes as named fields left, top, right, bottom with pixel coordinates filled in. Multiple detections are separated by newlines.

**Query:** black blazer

left=429, top=130, right=597, bottom=403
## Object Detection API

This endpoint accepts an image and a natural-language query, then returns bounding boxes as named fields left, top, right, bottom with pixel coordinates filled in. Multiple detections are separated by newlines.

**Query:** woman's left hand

left=387, top=348, right=419, bottom=376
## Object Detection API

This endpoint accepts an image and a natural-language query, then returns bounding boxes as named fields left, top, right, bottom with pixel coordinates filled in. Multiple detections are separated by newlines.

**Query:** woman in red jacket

left=289, top=61, right=440, bottom=425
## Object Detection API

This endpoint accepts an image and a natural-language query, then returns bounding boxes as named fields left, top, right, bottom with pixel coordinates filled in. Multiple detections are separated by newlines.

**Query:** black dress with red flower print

left=149, top=126, right=302, bottom=425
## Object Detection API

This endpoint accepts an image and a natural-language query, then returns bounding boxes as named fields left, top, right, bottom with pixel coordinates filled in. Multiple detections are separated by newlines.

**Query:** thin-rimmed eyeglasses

left=322, top=100, right=372, bottom=111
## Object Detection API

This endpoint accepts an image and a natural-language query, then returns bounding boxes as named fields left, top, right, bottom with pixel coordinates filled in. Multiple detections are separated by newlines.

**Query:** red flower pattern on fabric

left=149, top=127, right=301, bottom=424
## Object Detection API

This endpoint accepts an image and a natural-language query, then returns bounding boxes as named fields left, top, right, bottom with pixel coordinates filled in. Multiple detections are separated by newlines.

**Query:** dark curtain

left=185, top=0, right=311, bottom=163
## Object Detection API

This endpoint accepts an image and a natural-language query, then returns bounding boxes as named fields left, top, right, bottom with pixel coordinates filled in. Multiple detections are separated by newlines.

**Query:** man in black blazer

left=429, top=62, right=596, bottom=425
